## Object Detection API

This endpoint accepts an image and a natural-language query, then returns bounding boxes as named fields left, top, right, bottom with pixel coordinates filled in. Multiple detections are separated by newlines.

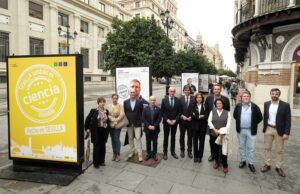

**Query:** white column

left=48, top=4, right=58, bottom=54
left=254, top=0, right=260, bottom=16
left=237, top=0, right=241, bottom=24
left=91, top=21, right=99, bottom=75
left=289, top=0, right=296, bottom=7
left=16, top=0, right=29, bottom=55
left=73, top=14, right=81, bottom=53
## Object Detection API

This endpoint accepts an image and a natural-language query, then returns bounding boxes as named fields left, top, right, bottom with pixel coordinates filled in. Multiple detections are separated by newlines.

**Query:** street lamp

left=160, top=9, right=174, bottom=95
left=58, top=25, right=78, bottom=54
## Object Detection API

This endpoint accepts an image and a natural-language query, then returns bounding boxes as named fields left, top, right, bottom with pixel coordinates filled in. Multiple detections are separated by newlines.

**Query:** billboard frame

left=6, top=54, right=84, bottom=170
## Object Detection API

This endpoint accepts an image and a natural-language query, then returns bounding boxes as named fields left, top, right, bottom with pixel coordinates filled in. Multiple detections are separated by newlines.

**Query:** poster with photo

left=199, top=74, right=209, bottom=92
left=209, top=74, right=216, bottom=84
left=116, top=67, right=150, bottom=105
left=181, top=73, right=199, bottom=95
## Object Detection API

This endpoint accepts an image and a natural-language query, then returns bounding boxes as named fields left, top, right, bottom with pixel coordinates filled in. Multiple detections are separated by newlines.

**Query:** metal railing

left=238, top=0, right=291, bottom=23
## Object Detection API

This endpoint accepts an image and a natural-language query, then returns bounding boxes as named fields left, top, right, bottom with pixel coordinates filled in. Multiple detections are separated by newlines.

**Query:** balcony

left=232, top=0, right=300, bottom=62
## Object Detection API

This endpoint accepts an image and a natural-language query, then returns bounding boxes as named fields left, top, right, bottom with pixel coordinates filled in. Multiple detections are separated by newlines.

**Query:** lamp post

left=160, top=9, right=174, bottom=95
left=58, top=25, right=78, bottom=54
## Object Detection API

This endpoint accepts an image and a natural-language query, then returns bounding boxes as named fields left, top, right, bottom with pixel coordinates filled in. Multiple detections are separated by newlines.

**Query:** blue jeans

left=110, top=128, right=121, bottom=155
left=238, top=129, right=256, bottom=164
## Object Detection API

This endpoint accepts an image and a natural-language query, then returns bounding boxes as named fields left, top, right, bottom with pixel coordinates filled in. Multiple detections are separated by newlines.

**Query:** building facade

left=0, top=0, right=131, bottom=84
left=196, top=34, right=224, bottom=70
left=232, top=0, right=300, bottom=115
left=117, top=0, right=189, bottom=51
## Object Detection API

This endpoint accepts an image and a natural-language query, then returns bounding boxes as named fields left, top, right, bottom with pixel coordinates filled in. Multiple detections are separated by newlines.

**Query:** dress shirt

left=185, top=96, right=190, bottom=106
left=268, top=100, right=279, bottom=126
left=197, top=103, right=202, bottom=115
left=240, top=102, right=252, bottom=129
left=130, top=99, right=136, bottom=111
left=169, top=96, right=174, bottom=107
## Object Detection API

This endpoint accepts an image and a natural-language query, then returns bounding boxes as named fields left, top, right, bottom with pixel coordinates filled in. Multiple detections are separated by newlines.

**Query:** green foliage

left=217, top=68, right=236, bottom=77
left=173, top=48, right=217, bottom=75
left=102, top=16, right=175, bottom=77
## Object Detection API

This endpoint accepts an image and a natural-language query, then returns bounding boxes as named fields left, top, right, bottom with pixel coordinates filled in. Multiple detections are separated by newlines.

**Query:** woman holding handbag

left=85, top=97, right=110, bottom=168
left=108, top=94, right=126, bottom=162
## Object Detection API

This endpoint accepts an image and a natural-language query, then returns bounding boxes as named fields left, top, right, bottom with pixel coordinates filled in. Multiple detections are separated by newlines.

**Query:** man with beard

left=260, top=88, right=291, bottom=177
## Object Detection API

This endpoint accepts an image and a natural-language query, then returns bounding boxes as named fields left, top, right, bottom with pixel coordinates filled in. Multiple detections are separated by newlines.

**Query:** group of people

left=84, top=83, right=291, bottom=177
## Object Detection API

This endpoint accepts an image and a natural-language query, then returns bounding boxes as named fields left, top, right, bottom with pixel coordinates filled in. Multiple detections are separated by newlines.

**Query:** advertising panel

left=199, top=74, right=209, bottom=92
left=181, top=73, right=199, bottom=95
left=7, top=56, right=80, bottom=163
left=116, top=67, right=150, bottom=105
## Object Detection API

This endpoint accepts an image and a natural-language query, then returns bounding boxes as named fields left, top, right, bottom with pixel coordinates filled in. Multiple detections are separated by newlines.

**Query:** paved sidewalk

left=0, top=86, right=299, bottom=193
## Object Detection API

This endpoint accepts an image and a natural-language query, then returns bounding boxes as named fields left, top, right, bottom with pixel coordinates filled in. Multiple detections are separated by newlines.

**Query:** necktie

left=186, top=96, right=189, bottom=107
left=171, top=97, right=174, bottom=108
left=151, top=107, right=154, bottom=123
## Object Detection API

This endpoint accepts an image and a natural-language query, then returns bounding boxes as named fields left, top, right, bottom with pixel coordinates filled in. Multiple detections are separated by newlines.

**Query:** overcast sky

left=176, top=0, right=236, bottom=71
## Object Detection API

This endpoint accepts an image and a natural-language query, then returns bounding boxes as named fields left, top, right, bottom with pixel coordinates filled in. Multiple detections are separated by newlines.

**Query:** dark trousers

left=209, top=133, right=215, bottom=156
left=193, top=128, right=206, bottom=159
left=93, top=128, right=107, bottom=167
left=163, top=123, right=178, bottom=153
left=211, top=135, right=228, bottom=168
left=179, top=121, right=193, bottom=152
left=145, top=131, right=158, bottom=155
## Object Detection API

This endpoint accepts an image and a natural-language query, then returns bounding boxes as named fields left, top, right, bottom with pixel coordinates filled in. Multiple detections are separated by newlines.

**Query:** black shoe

left=145, top=154, right=151, bottom=161
left=180, top=151, right=185, bottom=158
left=171, top=153, right=178, bottom=159
left=239, top=161, right=246, bottom=168
left=152, top=154, right=158, bottom=161
left=93, top=165, right=100, bottom=169
left=275, top=167, right=286, bottom=177
left=248, top=164, right=256, bottom=173
left=163, top=153, right=168, bottom=160
left=208, top=155, right=215, bottom=162
left=194, top=158, right=198, bottom=163
left=199, top=158, right=202, bottom=163
left=188, top=152, right=193, bottom=159
left=99, top=163, right=105, bottom=166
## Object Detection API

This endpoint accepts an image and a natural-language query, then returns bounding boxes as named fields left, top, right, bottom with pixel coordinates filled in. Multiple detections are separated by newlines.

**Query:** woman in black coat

left=191, top=92, right=207, bottom=163
left=85, top=97, right=110, bottom=168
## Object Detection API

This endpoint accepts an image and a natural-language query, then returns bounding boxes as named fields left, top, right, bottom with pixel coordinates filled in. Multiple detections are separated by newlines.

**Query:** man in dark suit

left=161, top=86, right=181, bottom=160
left=179, top=85, right=194, bottom=158
left=142, top=96, right=162, bottom=161
left=260, top=88, right=291, bottom=177
left=233, top=91, right=263, bottom=173
left=124, top=89, right=144, bottom=162
left=205, top=84, right=230, bottom=162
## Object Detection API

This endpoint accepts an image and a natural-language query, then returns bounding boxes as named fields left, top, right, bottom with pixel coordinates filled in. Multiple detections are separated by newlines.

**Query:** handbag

left=115, top=115, right=129, bottom=129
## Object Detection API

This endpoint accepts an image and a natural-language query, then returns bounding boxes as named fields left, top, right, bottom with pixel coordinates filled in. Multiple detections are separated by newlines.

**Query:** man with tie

left=161, top=87, right=181, bottom=160
left=204, top=84, right=230, bottom=162
left=142, top=96, right=162, bottom=161
left=123, top=89, right=144, bottom=162
left=260, top=88, right=291, bottom=177
left=179, top=85, right=194, bottom=158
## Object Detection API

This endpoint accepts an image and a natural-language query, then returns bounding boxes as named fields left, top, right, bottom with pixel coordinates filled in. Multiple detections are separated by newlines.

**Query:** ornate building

left=117, top=0, right=190, bottom=51
left=196, top=34, right=224, bottom=70
left=232, top=0, right=300, bottom=115
left=0, top=0, right=131, bottom=83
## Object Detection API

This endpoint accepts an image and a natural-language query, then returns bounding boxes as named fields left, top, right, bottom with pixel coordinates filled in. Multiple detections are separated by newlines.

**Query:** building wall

left=0, top=0, right=132, bottom=83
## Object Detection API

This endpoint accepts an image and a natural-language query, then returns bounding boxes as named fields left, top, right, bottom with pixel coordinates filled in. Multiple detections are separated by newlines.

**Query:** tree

left=101, top=16, right=175, bottom=78
left=217, top=68, right=236, bottom=77
left=173, top=48, right=217, bottom=75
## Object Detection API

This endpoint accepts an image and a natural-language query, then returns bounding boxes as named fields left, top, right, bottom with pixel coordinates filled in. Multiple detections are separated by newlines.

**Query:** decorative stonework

left=283, top=33, right=300, bottom=62
left=253, top=40, right=266, bottom=62
left=250, top=44, right=258, bottom=66
left=272, top=31, right=299, bottom=61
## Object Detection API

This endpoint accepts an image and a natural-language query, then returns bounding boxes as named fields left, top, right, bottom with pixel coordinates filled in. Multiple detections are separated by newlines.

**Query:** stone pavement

left=0, top=85, right=300, bottom=194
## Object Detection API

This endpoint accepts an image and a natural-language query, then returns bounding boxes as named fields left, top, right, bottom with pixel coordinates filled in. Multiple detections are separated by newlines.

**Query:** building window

left=0, top=32, right=9, bottom=62
left=81, top=48, right=89, bottom=68
left=80, top=20, right=88, bottom=33
left=101, top=76, right=106, bottom=81
left=29, top=1, right=43, bottom=20
left=0, top=0, right=8, bottom=9
left=30, top=37, right=43, bottom=55
left=84, top=76, right=91, bottom=82
left=58, top=43, right=68, bottom=54
left=98, top=50, right=105, bottom=69
left=135, top=1, right=140, bottom=8
left=120, top=13, right=124, bottom=20
left=99, top=2, right=105, bottom=12
left=58, top=12, right=69, bottom=27
left=0, top=75, right=7, bottom=83
left=98, top=27, right=105, bottom=38
left=135, top=13, right=140, bottom=18
left=80, top=0, right=89, bottom=4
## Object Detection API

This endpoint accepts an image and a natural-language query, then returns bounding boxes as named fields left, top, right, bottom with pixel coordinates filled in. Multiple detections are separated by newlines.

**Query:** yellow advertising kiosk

left=6, top=55, right=84, bottom=175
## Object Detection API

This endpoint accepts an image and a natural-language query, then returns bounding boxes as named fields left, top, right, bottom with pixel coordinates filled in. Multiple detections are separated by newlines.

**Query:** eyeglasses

left=169, top=90, right=175, bottom=92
